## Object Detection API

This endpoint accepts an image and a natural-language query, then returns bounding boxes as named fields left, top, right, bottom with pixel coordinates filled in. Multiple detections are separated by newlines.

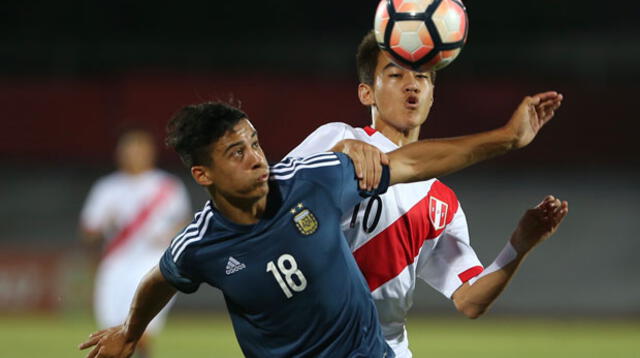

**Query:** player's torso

left=188, top=179, right=381, bottom=356
left=339, top=127, right=458, bottom=324
left=98, top=170, right=178, bottom=255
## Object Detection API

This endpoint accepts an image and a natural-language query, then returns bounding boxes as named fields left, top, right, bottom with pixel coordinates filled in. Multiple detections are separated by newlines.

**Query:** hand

left=331, top=139, right=390, bottom=191
left=511, top=195, right=569, bottom=254
left=506, top=91, right=563, bottom=149
left=78, top=326, right=137, bottom=358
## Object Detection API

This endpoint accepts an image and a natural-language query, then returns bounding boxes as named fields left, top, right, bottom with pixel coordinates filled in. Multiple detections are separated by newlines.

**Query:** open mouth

left=405, top=95, right=419, bottom=108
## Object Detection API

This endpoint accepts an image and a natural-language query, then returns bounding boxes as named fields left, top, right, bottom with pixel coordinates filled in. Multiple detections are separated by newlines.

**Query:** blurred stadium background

left=1, top=1, right=639, bottom=357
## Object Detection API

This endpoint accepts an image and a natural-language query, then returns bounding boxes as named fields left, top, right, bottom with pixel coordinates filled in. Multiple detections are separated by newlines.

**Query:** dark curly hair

left=165, top=101, right=247, bottom=167
left=356, top=30, right=436, bottom=87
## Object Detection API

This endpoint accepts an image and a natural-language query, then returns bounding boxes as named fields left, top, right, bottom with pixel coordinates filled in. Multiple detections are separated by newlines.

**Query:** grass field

left=1, top=313, right=638, bottom=358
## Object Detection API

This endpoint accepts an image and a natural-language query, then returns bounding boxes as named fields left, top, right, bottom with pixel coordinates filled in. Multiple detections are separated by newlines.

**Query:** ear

left=358, top=83, right=375, bottom=106
left=191, top=165, right=214, bottom=186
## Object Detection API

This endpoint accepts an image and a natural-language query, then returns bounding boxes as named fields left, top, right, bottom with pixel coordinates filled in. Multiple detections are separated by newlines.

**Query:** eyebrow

left=382, top=62, right=401, bottom=71
left=381, top=62, right=430, bottom=77
left=224, top=130, right=258, bottom=154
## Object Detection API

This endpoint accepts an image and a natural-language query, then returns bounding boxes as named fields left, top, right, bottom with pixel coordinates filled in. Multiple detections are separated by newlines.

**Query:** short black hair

left=165, top=101, right=247, bottom=167
left=356, top=30, right=436, bottom=86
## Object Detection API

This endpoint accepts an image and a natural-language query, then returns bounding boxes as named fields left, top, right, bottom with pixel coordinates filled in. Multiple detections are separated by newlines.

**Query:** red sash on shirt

left=102, top=179, right=176, bottom=260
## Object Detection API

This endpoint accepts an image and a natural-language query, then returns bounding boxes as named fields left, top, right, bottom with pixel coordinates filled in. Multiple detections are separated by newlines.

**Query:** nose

left=404, top=74, right=420, bottom=93
left=248, top=146, right=266, bottom=170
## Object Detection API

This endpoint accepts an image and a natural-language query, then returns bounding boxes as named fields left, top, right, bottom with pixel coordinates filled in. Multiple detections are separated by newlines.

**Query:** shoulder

left=428, top=179, right=457, bottom=200
left=89, top=171, right=124, bottom=193
left=312, top=122, right=355, bottom=137
left=167, top=201, right=215, bottom=263
left=270, top=152, right=348, bottom=182
left=427, top=179, right=462, bottom=219
left=153, top=170, right=189, bottom=190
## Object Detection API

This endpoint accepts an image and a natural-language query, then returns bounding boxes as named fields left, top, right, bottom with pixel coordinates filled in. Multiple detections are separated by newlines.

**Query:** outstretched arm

left=388, top=91, right=562, bottom=185
left=78, top=265, right=176, bottom=358
left=452, top=196, right=569, bottom=319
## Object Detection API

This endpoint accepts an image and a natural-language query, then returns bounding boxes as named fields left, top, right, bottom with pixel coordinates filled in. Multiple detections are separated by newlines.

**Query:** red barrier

left=0, top=72, right=635, bottom=164
left=0, top=249, right=64, bottom=311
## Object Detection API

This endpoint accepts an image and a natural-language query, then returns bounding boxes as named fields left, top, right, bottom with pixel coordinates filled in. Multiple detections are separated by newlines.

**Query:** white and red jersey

left=80, top=169, right=191, bottom=262
left=287, top=123, right=484, bottom=356
left=80, top=169, right=191, bottom=331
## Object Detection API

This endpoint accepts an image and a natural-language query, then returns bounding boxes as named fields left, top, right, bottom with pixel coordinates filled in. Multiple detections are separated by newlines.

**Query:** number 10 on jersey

left=266, top=254, right=307, bottom=298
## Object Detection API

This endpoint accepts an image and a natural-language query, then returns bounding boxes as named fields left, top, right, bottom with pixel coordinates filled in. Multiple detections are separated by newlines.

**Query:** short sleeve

left=286, top=123, right=349, bottom=159
left=417, top=205, right=483, bottom=298
left=334, top=153, right=391, bottom=212
left=159, top=247, right=202, bottom=294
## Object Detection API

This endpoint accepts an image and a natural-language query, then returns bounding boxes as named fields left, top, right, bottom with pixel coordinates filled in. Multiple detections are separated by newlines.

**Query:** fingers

left=553, top=200, right=569, bottom=223
left=380, top=152, right=390, bottom=166
left=537, top=195, right=569, bottom=225
left=86, top=346, right=100, bottom=358
left=79, top=330, right=106, bottom=350
left=531, top=91, right=560, bottom=102
left=346, top=142, right=386, bottom=191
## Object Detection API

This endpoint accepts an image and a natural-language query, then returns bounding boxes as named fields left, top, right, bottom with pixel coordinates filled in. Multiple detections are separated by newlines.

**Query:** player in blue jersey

left=79, top=97, right=564, bottom=358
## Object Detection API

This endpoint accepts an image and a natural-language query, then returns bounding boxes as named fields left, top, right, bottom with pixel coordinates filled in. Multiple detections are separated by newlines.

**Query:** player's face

left=364, top=53, right=434, bottom=131
left=206, top=119, right=270, bottom=201
left=116, top=131, right=156, bottom=174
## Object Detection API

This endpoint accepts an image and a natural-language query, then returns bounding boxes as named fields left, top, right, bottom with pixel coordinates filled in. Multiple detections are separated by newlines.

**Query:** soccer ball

left=374, top=0, right=468, bottom=72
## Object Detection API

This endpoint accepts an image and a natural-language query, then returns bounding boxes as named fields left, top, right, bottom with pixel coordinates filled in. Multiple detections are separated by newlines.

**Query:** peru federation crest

left=429, top=196, right=448, bottom=231
left=291, top=203, right=318, bottom=235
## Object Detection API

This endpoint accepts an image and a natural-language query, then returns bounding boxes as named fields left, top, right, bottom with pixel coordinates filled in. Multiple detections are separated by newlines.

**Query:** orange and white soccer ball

left=374, top=0, right=468, bottom=72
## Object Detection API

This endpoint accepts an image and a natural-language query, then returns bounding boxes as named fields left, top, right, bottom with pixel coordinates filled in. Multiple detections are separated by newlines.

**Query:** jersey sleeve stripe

left=170, top=209, right=207, bottom=253
left=271, top=152, right=336, bottom=169
left=458, top=265, right=484, bottom=283
left=170, top=203, right=212, bottom=254
left=270, top=153, right=338, bottom=174
left=169, top=211, right=203, bottom=247
left=269, top=160, right=341, bottom=180
left=172, top=210, right=214, bottom=262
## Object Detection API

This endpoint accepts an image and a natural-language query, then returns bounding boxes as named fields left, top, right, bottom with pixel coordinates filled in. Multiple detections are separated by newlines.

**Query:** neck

left=371, top=118, right=421, bottom=147
left=209, top=189, right=268, bottom=225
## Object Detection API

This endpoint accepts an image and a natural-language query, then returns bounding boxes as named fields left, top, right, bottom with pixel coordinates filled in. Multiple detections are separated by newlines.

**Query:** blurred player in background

left=286, top=31, right=567, bottom=357
left=79, top=128, right=191, bottom=358
left=79, top=91, right=562, bottom=358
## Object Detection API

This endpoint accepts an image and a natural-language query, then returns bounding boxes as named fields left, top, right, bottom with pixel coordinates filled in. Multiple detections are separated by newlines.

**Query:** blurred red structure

left=0, top=72, right=635, bottom=165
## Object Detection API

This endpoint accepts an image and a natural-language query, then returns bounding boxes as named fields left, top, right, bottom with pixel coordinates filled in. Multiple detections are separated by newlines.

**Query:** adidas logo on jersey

left=225, top=256, right=246, bottom=275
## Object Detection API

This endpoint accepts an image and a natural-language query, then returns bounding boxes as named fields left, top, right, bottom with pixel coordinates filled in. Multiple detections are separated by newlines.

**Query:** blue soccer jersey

left=159, top=152, right=394, bottom=358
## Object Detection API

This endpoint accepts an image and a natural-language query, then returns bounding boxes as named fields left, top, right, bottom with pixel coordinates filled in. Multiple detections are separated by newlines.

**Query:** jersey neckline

left=363, top=126, right=377, bottom=136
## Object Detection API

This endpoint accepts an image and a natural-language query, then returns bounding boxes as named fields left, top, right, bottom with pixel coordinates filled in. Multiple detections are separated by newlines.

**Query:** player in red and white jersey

left=286, top=31, right=567, bottom=357
left=79, top=129, right=191, bottom=358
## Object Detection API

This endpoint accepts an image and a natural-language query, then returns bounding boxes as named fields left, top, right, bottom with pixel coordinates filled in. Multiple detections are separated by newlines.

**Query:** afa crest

left=291, top=203, right=318, bottom=235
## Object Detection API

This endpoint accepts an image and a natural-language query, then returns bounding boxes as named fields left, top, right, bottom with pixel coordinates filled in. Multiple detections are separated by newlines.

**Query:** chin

left=250, top=182, right=270, bottom=199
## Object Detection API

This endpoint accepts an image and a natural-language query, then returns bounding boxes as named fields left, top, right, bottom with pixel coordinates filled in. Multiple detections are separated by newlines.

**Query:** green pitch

left=0, top=313, right=638, bottom=358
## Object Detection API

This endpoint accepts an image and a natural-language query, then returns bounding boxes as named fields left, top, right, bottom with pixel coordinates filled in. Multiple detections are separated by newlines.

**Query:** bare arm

left=387, top=91, right=563, bottom=185
left=452, top=196, right=569, bottom=319
left=79, top=265, right=176, bottom=358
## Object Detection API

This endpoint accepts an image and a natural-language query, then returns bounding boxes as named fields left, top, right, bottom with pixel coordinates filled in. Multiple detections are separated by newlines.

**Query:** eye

left=417, top=74, right=430, bottom=79
left=252, top=141, right=260, bottom=149
left=389, top=73, right=401, bottom=78
left=233, top=148, right=244, bottom=158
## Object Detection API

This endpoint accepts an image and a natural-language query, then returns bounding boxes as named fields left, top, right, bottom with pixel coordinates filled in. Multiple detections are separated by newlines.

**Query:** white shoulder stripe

left=270, top=154, right=338, bottom=176
left=170, top=204, right=212, bottom=253
left=270, top=160, right=341, bottom=180
left=173, top=210, right=214, bottom=262
left=271, top=152, right=337, bottom=171
left=169, top=211, right=203, bottom=247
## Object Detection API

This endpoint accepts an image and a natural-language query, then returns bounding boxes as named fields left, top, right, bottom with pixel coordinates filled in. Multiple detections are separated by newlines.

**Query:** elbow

left=455, top=301, right=488, bottom=320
